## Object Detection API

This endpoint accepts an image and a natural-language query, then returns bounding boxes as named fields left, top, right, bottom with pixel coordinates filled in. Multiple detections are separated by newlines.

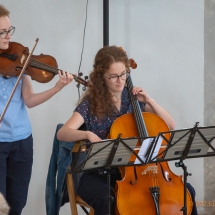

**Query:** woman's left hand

left=132, top=86, right=151, bottom=103
left=55, top=70, right=73, bottom=91
left=132, top=86, right=176, bottom=130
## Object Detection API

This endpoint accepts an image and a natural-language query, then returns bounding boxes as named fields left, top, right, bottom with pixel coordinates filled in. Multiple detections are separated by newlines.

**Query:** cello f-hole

left=158, top=163, right=171, bottom=182
left=129, top=166, right=138, bottom=185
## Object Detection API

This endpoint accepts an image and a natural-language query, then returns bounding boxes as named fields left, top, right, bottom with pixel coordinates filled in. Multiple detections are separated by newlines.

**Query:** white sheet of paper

left=150, top=136, right=163, bottom=161
left=134, top=138, right=154, bottom=164
left=134, top=137, right=163, bottom=164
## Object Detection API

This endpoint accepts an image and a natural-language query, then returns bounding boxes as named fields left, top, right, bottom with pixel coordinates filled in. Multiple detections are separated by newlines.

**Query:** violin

left=0, top=40, right=92, bottom=125
left=0, top=41, right=92, bottom=87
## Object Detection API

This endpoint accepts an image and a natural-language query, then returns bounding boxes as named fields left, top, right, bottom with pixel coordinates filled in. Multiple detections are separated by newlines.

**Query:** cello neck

left=126, top=73, right=148, bottom=137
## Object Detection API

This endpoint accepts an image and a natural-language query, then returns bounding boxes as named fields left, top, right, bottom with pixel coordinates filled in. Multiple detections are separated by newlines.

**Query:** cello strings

left=126, top=75, right=147, bottom=137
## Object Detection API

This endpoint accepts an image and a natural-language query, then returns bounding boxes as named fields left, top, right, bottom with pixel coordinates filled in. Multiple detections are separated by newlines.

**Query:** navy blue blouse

left=75, top=88, right=145, bottom=140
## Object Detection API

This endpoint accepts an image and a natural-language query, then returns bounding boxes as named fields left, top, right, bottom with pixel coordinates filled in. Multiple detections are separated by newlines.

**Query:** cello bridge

left=141, top=166, right=158, bottom=175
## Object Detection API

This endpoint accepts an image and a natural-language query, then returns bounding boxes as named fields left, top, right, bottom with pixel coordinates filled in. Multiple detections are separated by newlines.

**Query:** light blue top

left=0, top=76, right=32, bottom=142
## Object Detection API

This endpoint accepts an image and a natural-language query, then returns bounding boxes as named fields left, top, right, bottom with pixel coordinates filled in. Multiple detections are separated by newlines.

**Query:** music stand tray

left=147, top=123, right=215, bottom=163
left=70, top=135, right=152, bottom=215
left=72, top=135, right=151, bottom=173
left=145, top=123, right=215, bottom=215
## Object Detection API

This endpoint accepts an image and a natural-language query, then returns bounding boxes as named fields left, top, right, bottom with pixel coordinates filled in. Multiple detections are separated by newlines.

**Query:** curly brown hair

left=81, top=46, right=130, bottom=118
left=0, top=5, right=10, bottom=18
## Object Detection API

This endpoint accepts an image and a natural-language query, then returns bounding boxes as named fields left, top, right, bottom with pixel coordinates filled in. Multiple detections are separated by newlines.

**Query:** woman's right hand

left=87, top=131, right=102, bottom=143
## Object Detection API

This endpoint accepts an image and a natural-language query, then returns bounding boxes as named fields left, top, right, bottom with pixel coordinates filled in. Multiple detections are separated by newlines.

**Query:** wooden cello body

left=109, top=112, right=193, bottom=215
left=108, top=56, right=193, bottom=214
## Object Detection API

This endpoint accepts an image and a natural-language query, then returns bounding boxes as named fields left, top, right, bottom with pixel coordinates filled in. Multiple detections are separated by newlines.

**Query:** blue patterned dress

left=75, top=87, right=145, bottom=140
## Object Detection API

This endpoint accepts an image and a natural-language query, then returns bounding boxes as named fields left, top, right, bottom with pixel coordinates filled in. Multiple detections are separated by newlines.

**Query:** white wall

left=2, top=1, right=204, bottom=214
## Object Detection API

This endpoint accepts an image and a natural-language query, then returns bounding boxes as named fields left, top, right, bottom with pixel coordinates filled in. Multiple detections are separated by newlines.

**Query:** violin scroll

left=73, top=74, right=92, bottom=87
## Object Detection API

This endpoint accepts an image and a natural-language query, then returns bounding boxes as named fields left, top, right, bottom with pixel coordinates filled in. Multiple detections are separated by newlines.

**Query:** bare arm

left=57, top=112, right=102, bottom=143
left=132, top=86, right=176, bottom=130
left=22, top=71, right=73, bottom=108
left=144, top=99, right=175, bottom=130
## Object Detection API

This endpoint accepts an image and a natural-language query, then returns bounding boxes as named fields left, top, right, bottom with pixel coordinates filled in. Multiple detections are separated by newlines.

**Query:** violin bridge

left=20, top=55, right=26, bottom=64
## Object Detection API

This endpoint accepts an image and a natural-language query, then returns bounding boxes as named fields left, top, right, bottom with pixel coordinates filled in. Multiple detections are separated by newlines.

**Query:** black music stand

left=145, top=122, right=215, bottom=215
left=70, top=135, right=153, bottom=215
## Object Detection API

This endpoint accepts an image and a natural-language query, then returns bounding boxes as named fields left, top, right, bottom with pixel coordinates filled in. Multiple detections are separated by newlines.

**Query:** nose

left=5, top=32, right=11, bottom=39
left=117, top=76, right=123, bottom=83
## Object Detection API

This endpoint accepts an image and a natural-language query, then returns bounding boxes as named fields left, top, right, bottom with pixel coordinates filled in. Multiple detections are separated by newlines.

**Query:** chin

left=0, top=45, right=8, bottom=50
left=1, top=43, right=9, bottom=50
left=115, top=87, right=124, bottom=92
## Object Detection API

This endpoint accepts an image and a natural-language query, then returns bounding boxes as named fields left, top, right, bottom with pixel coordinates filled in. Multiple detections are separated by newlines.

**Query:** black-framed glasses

left=105, top=71, right=128, bottom=83
left=0, top=26, right=15, bottom=39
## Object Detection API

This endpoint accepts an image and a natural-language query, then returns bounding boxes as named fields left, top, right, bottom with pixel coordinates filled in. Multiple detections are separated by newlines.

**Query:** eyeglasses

left=105, top=71, right=128, bottom=83
left=0, top=26, right=15, bottom=39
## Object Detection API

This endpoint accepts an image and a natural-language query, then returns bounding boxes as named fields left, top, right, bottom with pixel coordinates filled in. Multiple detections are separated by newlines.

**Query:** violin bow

left=0, top=38, right=39, bottom=126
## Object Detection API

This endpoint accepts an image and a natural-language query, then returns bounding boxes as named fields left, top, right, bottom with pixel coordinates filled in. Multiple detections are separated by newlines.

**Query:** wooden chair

left=66, top=141, right=94, bottom=215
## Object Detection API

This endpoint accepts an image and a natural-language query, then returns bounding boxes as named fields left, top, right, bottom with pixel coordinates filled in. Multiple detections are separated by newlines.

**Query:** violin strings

left=27, top=56, right=58, bottom=74
left=23, top=56, right=85, bottom=86
left=30, top=59, right=58, bottom=73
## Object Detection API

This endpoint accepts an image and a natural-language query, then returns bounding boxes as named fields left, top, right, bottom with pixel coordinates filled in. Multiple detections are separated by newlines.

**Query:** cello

left=109, top=58, right=193, bottom=215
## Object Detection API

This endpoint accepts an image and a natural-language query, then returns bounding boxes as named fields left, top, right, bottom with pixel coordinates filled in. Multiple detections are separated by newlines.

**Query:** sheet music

left=134, top=137, right=162, bottom=164
left=150, top=136, right=163, bottom=161
left=134, top=138, right=153, bottom=164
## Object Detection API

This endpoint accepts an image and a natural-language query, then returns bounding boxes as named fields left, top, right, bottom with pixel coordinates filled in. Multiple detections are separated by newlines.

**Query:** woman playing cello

left=0, top=4, right=73, bottom=215
left=57, top=45, right=197, bottom=215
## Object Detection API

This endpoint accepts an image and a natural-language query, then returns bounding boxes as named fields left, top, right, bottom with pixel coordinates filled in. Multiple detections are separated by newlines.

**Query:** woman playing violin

left=0, top=4, right=73, bottom=215
left=57, top=45, right=198, bottom=215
